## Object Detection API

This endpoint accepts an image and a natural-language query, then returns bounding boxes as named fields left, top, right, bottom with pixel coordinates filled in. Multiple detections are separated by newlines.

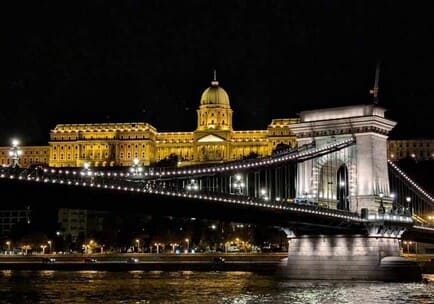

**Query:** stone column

left=296, top=138, right=314, bottom=198
left=354, top=133, right=390, bottom=213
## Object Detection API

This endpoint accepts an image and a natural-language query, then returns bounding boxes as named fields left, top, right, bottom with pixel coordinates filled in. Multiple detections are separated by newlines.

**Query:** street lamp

left=232, top=174, right=245, bottom=195
left=186, top=179, right=199, bottom=192
left=135, top=239, right=140, bottom=253
left=170, top=243, right=178, bottom=253
left=130, top=158, right=143, bottom=177
left=403, top=240, right=412, bottom=254
left=23, top=245, right=30, bottom=255
left=47, top=240, right=52, bottom=254
left=378, top=192, right=385, bottom=215
left=185, top=238, right=190, bottom=252
left=406, top=196, right=412, bottom=215
left=40, top=244, right=47, bottom=255
left=9, top=138, right=23, bottom=168
left=81, top=162, right=92, bottom=177
left=154, top=242, right=162, bottom=254
left=6, top=241, right=11, bottom=252
left=260, top=188, right=269, bottom=201
left=390, top=193, right=397, bottom=213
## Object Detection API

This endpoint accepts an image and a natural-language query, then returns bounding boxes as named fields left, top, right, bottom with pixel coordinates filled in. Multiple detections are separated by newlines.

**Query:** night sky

left=4, top=1, right=434, bottom=145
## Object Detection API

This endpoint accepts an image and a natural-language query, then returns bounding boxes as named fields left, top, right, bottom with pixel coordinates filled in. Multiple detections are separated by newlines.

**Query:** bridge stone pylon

left=289, top=105, right=396, bottom=214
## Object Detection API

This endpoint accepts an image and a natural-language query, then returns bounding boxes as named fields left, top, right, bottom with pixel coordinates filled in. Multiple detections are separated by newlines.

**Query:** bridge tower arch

left=290, top=105, right=396, bottom=214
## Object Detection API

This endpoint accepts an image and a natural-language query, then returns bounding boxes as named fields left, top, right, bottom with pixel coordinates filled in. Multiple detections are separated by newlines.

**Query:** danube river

left=0, top=271, right=433, bottom=304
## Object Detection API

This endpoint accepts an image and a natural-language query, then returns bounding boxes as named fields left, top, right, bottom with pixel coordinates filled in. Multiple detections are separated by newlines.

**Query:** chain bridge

left=1, top=104, right=433, bottom=281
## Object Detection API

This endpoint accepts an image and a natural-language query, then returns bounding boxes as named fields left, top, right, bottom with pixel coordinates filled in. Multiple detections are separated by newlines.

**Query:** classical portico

left=289, top=104, right=397, bottom=214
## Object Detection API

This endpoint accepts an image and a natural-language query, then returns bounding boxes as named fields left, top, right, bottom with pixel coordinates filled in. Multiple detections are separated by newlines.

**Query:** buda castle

left=0, top=77, right=298, bottom=168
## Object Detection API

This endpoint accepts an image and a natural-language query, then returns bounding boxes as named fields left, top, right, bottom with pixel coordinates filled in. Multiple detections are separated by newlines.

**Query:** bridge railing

left=388, top=160, right=434, bottom=225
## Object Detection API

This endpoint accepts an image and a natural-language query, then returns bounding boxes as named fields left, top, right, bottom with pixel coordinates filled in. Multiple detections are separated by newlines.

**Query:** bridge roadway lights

left=279, top=226, right=421, bottom=281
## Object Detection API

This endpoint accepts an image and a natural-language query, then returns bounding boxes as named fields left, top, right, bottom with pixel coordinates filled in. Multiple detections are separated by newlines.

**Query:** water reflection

left=0, top=271, right=433, bottom=303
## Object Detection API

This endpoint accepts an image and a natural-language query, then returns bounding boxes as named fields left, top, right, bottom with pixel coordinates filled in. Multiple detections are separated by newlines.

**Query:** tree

left=272, top=143, right=291, bottom=154
left=155, top=153, right=179, bottom=167
left=242, top=152, right=260, bottom=160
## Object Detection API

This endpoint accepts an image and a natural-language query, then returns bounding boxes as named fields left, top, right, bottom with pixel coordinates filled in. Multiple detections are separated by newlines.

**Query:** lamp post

left=170, top=243, right=178, bottom=253
left=40, top=245, right=47, bottom=255
left=47, top=240, right=52, bottom=254
left=390, top=193, right=396, bottom=213
left=260, top=188, right=268, bottom=201
left=403, top=240, right=412, bottom=254
left=130, top=158, right=143, bottom=177
left=185, top=238, right=190, bottom=253
left=406, top=196, right=412, bottom=215
left=9, top=139, right=22, bottom=168
left=135, top=239, right=140, bottom=253
left=23, top=245, right=30, bottom=255
left=186, top=179, right=199, bottom=192
left=232, top=174, right=245, bottom=195
left=378, top=193, right=385, bottom=215
left=154, top=242, right=161, bottom=254
left=81, top=162, right=92, bottom=177
left=6, top=241, right=11, bottom=252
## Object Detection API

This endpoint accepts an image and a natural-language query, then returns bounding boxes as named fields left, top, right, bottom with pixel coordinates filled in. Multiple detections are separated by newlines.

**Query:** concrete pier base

left=278, top=235, right=421, bottom=281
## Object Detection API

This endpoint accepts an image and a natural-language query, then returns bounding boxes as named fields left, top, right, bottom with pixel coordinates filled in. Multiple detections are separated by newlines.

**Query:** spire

left=370, top=61, right=381, bottom=105
left=211, top=69, right=219, bottom=86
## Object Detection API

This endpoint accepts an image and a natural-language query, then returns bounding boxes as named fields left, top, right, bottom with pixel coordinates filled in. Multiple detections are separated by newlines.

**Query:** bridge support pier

left=278, top=235, right=421, bottom=281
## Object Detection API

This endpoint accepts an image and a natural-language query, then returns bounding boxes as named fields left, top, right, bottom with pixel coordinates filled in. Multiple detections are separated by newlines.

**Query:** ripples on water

left=0, top=271, right=434, bottom=304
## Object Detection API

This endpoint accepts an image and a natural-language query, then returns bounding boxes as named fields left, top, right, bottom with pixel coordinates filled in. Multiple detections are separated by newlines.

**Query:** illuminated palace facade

left=0, top=78, right=298, bottom=168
